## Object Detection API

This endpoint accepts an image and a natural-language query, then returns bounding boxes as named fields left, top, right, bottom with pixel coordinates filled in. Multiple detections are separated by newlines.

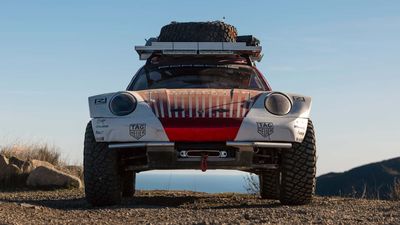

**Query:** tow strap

left=201, top=154, right=208, bottom=172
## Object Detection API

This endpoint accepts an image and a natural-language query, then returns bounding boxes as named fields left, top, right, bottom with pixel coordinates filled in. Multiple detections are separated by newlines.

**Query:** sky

left=0, top=0, right=399, bottom=176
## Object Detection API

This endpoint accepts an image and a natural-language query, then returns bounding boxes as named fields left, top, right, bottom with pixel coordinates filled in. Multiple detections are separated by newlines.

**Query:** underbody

left=113, top=141, right=288, bottom=172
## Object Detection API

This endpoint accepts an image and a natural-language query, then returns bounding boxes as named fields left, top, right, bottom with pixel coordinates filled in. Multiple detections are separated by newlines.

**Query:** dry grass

left=0, top=143, right=83, bottom=189
left=1, top=143, right=61, bottom=166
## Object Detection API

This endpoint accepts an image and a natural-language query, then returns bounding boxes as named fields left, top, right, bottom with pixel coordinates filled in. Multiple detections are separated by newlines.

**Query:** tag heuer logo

left=257, top=122, right=274, bottom=137
left=129, top=123, right=146, bottom=140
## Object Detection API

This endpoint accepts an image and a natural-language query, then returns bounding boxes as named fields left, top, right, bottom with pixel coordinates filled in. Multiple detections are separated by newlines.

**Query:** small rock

left=63, top=165, right=83, bottom=179
left=26, top=166, right=82, bottom=188
left=4, top=164, right=22, bottom=179
left=0, top=154, right=10, bottom=179
left=20, top=203, right=40, bottom=210
left=0, top=154, right=8, bottom=168
left=9, top=156, right=25, bottom=169
left=21, top=159, right=54, bottom=173
left=0, top=156, right=22, bottom=182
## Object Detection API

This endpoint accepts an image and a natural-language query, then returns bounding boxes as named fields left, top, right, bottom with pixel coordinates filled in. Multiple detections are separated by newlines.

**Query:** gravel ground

left=0, top=189, right=399, bottom=225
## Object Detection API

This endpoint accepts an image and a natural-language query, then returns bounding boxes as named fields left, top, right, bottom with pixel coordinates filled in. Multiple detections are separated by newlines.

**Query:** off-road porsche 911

left=84, top=21, right=316, bottom=206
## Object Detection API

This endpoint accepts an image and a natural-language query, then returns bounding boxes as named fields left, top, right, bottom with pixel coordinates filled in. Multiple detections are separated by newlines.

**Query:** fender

left=235, top=92, right=312, bottom=143
left=88, top=92, right=169, bottom=142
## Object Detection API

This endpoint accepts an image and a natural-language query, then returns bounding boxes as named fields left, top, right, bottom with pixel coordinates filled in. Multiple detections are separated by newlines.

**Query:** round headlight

left=109, top=92, right=137, bottom=116
left=265, top=93, right=291, bottom=115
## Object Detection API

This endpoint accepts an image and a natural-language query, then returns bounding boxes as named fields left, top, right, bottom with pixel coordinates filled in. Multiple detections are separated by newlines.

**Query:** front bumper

left=110, top=141, right=292, bottom=171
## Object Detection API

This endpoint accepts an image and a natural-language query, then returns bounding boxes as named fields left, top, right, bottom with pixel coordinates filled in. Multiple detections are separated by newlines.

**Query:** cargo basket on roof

left=134, top=41, right=263, bottom=62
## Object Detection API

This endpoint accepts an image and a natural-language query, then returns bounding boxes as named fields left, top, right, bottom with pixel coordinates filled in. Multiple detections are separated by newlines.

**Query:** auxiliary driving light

left=264, top=93, right=292, bottom=115
left=109, top=92, right=137, bottom=116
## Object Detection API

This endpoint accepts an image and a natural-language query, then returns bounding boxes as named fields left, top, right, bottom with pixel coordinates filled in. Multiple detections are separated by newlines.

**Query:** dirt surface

left=0, top=189, right=399, bottom=225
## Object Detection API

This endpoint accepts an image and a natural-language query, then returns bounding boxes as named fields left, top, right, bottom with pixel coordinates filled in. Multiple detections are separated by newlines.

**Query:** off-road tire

left=158, top=21, right=237, bottom=42
left=122, top=171, right=136, bottom=197
left=259, top=171, right=280, bottom=199
left=279, top=119, right=316, bottom=205
left=84, top=122, right=122, bottom=206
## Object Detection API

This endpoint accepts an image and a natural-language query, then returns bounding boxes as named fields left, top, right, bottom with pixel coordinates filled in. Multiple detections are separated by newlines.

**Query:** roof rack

left=134, top=42, right=263, bottom=62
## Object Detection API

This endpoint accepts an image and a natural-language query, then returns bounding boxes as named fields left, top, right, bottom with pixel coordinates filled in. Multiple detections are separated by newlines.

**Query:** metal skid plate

left=134, top=42, right=263, bottom=62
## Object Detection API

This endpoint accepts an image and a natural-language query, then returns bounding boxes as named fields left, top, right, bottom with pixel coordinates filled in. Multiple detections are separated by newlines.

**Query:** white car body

left=89, top=91, right=311, bottom=144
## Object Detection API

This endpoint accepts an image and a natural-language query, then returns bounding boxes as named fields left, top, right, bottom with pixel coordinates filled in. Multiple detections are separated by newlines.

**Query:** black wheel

left=84, top=122, right=122, bottom=206
left=158, top=21, right=237, bottom=42
left=122, top=171, right=136, bottom=197
left=259, top=171, right=280, bottom=200
left=279, top=119, right=317, bottom=205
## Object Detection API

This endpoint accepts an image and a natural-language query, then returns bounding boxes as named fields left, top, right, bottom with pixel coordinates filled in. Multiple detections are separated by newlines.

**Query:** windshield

left=128, top=65, right=266, bottom=91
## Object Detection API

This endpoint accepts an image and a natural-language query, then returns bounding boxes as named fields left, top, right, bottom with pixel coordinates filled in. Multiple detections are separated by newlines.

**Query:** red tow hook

left=201, top=154, right=208, bottom=172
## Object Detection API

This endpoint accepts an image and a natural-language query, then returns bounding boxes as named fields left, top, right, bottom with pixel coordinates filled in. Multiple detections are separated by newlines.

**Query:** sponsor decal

left=257, top=122, right=274, bottom=138
left=297, top=131, right=305, bottom=136
left=94, top=97, right=107, bottom=104
left=292, top=96, right=305, bottom=102
left=95, top=119, right=109, bottom=128
left=294, top=120, right=308, bottom=141
left=129, top=123, right=146, bottom=140
left=96, top=136, right=105, bottom=141
left=294, top=124, right=306, bottom=130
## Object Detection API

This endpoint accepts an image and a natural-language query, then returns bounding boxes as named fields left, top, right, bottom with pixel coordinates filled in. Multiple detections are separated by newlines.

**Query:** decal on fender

left=129, top=123, right=146, bottom=140
left=257, top=122, right=274, bottom=138
left=95, top=119, right=109, bottom=128
left=292, top=96, right=305, bottom=102
left=94, top=97, right=107, bottom=104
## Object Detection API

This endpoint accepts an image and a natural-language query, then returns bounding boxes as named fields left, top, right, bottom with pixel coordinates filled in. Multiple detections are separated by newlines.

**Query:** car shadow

left=0, top=194, right=283, bottom=210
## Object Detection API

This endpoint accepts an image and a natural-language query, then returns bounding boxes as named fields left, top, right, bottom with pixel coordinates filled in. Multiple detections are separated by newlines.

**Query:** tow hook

left=201, top=154, right=208, bottom=172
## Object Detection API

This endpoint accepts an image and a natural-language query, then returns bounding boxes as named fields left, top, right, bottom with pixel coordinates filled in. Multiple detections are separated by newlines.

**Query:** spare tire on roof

left=158, top=21, right=237, bottom=42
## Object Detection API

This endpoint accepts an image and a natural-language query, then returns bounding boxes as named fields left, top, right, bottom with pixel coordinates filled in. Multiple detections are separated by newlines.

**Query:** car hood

left=134, top=88, right=263, bottom=141
left=135, top=88, right=263, bottom=119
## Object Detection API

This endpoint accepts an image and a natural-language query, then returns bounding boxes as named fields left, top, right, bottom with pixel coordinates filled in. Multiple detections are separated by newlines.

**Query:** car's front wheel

left=84, top=122, right=122, bottom=206
left=279, top=119, right=317, bottom=205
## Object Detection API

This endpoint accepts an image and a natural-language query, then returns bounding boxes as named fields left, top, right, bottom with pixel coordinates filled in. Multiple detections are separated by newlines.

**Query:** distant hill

left=316, top=157, right=400, bottom=199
